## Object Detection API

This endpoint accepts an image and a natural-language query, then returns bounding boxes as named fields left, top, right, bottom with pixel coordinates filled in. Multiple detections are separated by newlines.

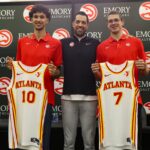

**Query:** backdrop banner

left=0, top=0, right=149, bottom=128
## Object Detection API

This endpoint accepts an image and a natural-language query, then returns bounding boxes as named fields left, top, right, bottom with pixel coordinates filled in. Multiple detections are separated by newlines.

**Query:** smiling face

left=72, top=14, right=89, bottom=37
left=31, top=12, right=49, bottom=31
left=107, top=14, right=124, bottom=35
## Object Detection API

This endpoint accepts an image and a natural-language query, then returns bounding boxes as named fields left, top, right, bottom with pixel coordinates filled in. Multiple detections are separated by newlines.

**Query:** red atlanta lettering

left=15, top=80, right=41, bottom=90
left=103, top=81, right=132, bottom=91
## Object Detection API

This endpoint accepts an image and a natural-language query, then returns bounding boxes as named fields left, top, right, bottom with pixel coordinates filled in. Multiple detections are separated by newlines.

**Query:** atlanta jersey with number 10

left=97, top=61, right=139, bottom=150
left=7, top=61, right=48, bottom=150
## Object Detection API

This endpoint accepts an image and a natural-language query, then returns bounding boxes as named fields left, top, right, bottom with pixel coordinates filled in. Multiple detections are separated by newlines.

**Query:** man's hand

left=135, top=59, right=146, bottom=70
left=91, top=62, right=99, bottom=73
left=6, top=56, right=13, bottom=70
left=91, top=62, right=101, bottom=79
left=48, top=61, right=60, bottom=78
left=135, top=59, right=149, bottom=75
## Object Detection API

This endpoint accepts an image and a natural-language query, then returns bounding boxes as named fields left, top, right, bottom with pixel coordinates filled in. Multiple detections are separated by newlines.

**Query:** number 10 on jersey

left=22, top=91, right=35, bottom=103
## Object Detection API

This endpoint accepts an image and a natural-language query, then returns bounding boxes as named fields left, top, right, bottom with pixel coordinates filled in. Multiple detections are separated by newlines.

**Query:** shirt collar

left=73, top=34, right=87, bottom=41
left=31, top=32, right=51, bottom=42
left=108, top=34, right=128, bottom=42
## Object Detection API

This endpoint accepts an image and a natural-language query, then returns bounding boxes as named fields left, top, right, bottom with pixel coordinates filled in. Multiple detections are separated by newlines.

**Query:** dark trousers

left=138, top=104, right=142, bottom=150
left=43, top=104, right=52, bottom=150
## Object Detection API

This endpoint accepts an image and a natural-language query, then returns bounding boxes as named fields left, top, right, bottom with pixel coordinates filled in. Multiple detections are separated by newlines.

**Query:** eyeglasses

left=108, top=18, right=121, bottom=24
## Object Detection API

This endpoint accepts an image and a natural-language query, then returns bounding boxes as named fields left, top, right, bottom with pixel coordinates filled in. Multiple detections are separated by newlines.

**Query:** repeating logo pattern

left=144, top=102, right=150, bottom=114
left=23, top=5, right=34, bottom=23
left=0, top=77, right=10, bottom=95
left=80, top=3, right=98, bottom=22
left=50, top=7, right=72, bottom=19
left=0, top=2, right=150, bottom=121
left=139, top=2, right=150, bottom=20
left=0, top=29, right=13, bottom=47
left=52, top=28, right=70, bottom=40
left=54, top=77, right=64, bottom=95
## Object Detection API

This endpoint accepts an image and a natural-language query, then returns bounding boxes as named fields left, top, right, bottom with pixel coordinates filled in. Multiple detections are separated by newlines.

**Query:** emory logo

left=0, top=77, right=10, bottom=95
left=49, top=8, right=71, bottom=19
left=80, top=3, right=98, bottom=22
left=23, top=5, right=34, bottom=23
left=86, top=31, right=102, bottom=41
left=54, top=77, right=64, bottom=95
left=18, top=32, right=32, bottom=39
left=52, top=28, right=70, bottom=40
left=0, top=29, right=13, bottom=47
left=0, top=9, right=15, bottom=20
left=144, top=102, right=150, bottom=114
left=0, top=56, right=15, bottom=67
left=103, top=6, right=131, bottom=17
left=139, top=2, right=150, bottom=20
left=136, top=30, right=150, bottom=42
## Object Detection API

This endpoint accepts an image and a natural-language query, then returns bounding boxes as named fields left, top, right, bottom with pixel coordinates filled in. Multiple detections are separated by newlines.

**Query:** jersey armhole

left=99, top=63, right=103, bottom=90
left=8, top=61, right=16, bottom=89
left=132, top=62, right=138, bottom=88
left=43, top=66, right=50, bottom=90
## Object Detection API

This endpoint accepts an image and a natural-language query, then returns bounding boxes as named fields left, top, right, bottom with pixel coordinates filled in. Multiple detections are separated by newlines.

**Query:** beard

left=74, top=29, right=86, bottom=37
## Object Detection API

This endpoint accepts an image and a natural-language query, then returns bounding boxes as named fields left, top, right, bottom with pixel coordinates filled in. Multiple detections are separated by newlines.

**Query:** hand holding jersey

left=7, top=57, right=61, bottom=79
left=48, top=61, right=60, bottom=78
left=6, top=56, right=13, bottom=70
left=91, top=61, right=101, bottom=79
left=135, top=59, right=149, bottom=75
left=91, top=59, right=148, bottom=78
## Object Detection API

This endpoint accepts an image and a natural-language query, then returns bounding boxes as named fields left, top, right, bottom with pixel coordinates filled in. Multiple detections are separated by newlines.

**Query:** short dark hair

left=73, top=11, right=89, bottom=23
left=29, top=4, right=51, bottom=21
left=107, top=11, right=123, bottom=21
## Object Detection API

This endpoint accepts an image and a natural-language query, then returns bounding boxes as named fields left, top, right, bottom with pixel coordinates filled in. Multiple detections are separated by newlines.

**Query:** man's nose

left=78, top=22, right=83, bottom=26
left=36, top=17, right=41, bottom=21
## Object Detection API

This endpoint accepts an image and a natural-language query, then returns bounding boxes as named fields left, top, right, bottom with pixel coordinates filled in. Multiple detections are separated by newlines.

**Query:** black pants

left=43, top=104, right=52, bottom=150
left=138, top=104, right=142, bottom=150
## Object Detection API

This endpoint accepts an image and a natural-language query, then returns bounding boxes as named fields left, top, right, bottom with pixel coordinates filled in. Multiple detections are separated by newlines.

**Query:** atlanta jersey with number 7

left=97, top=61, right=139, bottom=150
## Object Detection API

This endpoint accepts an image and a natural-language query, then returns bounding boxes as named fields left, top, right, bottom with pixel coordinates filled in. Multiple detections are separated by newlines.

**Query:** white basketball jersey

left=97, top=61, right=138, bottom=150
left=7, top=61, right=48, bottom=150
